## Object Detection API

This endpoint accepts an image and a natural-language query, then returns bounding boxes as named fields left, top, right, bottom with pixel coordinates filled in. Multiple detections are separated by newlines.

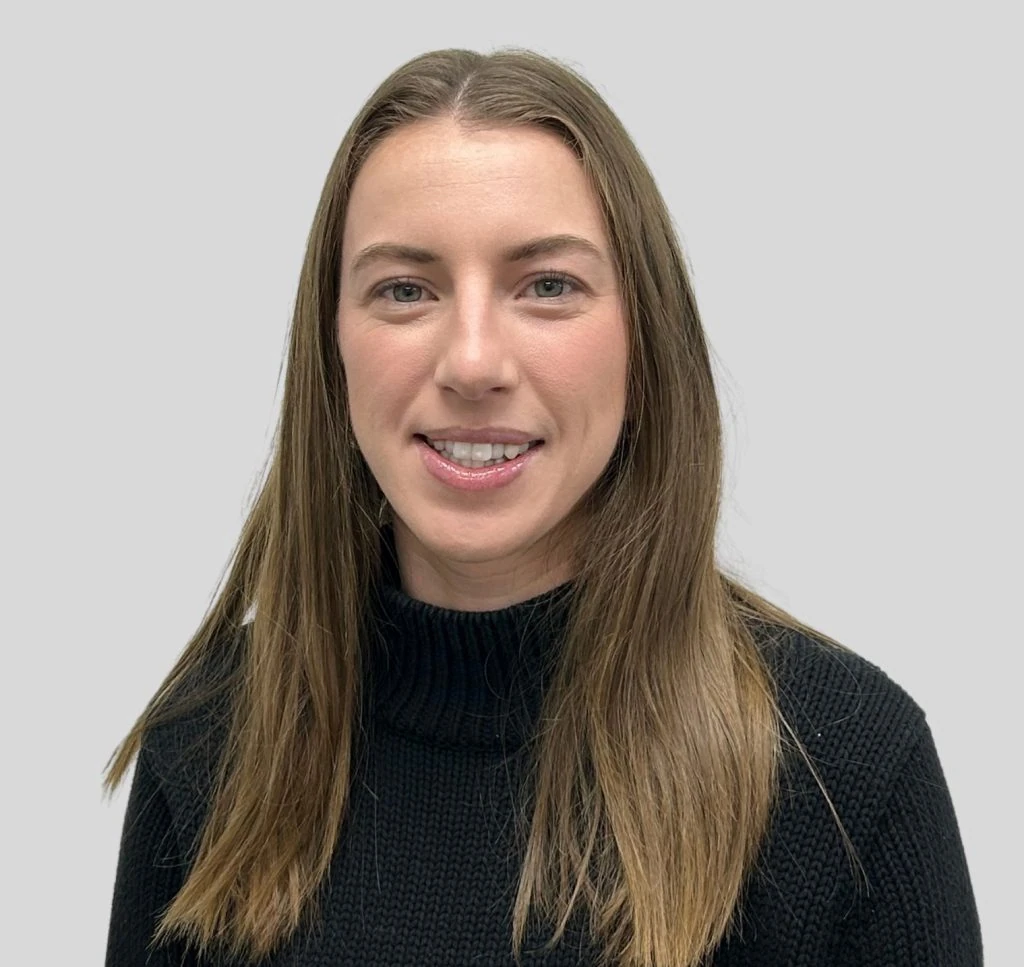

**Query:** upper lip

left=418, top=427, right=543, bottom=445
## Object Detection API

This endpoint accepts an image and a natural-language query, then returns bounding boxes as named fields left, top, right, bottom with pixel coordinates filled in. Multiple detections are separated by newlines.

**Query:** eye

left=369, top=278, right=432, bottom=304
left=380, top=281, right=424, bottom=303
left=529, top=272, right=579, bottom=299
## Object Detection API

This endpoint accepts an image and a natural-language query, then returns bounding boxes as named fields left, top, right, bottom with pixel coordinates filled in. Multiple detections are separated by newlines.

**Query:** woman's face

left=337, top=118, right=628, bottom=609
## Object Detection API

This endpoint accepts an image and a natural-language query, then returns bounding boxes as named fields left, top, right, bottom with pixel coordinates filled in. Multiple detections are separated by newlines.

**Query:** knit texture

left=106, top=539, right=982, bottom=965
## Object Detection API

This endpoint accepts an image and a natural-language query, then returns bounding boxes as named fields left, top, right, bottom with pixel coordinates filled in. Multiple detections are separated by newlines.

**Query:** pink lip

left=416, top=437, right=543, bottom=492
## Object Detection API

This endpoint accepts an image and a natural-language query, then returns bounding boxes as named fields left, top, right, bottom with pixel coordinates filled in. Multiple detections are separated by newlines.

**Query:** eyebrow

left=348, top=233, right=608, bottom=277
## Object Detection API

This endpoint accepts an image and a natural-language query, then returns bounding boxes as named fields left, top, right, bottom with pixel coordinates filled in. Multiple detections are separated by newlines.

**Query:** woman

left=104, top=48, right=982, bottom=966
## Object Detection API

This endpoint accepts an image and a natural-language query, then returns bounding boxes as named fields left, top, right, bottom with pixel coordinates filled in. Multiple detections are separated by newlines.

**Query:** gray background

left=1, top=1, right=1018, bottom=963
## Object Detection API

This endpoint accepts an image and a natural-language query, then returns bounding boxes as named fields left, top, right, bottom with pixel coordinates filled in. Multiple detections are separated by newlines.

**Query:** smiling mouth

left=414, top=435, right=544, bottom=469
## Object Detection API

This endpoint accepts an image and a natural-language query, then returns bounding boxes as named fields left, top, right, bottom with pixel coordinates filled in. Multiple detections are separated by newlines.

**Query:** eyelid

left=369, top=276, right=430, bottom=301
left=521, top=269, right=583, bottom=297
left=368, top=268, right=587, bottom=302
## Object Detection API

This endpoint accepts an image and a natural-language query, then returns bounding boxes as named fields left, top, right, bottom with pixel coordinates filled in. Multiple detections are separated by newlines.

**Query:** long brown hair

left=103, top=47, right=854, bottom=967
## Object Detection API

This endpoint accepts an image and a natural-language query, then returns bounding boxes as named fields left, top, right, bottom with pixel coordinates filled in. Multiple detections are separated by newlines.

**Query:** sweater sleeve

left=105, top=746, right=198, bottom=967
left=832, top=720, right=983, bottom=965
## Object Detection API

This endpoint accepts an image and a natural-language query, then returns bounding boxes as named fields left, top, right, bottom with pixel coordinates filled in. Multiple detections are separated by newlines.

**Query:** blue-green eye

left=389, top=283, right=423, bottom=303
left=531, top=273, right=576, bottom=298
left=535, top=278, right=564, bottom=297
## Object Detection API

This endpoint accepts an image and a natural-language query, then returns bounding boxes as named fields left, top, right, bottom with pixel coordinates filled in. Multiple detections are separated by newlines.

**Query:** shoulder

left=757, top=623, right=930, bottom=850
left=764, top=625, right=926, bottom=752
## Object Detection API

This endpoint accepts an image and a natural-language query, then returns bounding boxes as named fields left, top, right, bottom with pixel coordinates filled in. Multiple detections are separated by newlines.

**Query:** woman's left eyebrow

left=502, top=234, right=607, bottom=265
left=349, top=234, right=608, bottom=277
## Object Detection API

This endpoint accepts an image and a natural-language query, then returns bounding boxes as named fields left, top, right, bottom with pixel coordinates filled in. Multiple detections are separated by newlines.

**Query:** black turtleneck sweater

left=106, top=544, right=982, bottom=965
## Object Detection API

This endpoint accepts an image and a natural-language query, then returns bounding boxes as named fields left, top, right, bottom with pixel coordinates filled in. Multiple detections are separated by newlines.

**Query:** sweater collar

left=365, top=526, right=576, bottom=750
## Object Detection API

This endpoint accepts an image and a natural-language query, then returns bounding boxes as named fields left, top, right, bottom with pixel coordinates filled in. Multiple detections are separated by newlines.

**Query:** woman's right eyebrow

left=349, top=234, right=607, bottom=278
left=351, top=243, right=438, bottom=277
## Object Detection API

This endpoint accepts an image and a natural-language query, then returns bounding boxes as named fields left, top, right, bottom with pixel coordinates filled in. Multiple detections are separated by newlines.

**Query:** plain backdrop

left=1, top=1, right=1018, bottom=963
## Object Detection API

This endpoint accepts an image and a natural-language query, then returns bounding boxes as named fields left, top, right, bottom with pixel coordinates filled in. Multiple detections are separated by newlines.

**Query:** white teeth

left=425, top=438, right=536, bottom=468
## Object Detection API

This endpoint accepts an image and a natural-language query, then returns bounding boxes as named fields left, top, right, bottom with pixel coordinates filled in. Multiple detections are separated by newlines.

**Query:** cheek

left=338, top=325, right=382, bottom=428
left=525, top=327, right=628, bottom=451
left=598, top=318, right=630, bottom=411
left=339, top=326, right=430, bottom=425
left=545, top=319, right=628, bottom=407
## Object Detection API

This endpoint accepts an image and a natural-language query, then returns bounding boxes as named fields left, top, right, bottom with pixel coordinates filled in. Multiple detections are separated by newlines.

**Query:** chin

left=398, top=509, right=545, bottom=563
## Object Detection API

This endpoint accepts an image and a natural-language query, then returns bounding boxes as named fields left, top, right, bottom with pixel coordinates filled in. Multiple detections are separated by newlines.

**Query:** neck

left=391, top=516, right=577, bottom=611
left=366, top=524, right=578, bottom=749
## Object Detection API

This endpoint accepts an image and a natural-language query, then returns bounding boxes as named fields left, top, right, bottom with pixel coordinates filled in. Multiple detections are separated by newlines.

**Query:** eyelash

left=370, top=270, right=581, bottom=303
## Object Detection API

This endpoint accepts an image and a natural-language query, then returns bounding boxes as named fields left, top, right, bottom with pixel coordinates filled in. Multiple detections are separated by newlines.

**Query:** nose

left=433, top=293, right=518, bottom=400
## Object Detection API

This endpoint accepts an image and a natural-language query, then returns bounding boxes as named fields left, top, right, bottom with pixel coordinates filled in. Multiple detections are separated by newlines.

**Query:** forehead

left=341, top=119, right=608, bottom=256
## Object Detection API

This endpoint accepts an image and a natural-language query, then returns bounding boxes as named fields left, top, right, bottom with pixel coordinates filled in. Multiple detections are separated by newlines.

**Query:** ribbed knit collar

left=365, top=525, right=576, bottom=750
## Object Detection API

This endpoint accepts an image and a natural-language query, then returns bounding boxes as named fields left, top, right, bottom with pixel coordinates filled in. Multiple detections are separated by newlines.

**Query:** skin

left=337, top=118, right=628, bottom=611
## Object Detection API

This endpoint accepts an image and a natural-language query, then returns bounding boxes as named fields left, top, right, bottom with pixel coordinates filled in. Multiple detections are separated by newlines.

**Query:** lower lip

left=415, top=437, right=543, bottom=492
